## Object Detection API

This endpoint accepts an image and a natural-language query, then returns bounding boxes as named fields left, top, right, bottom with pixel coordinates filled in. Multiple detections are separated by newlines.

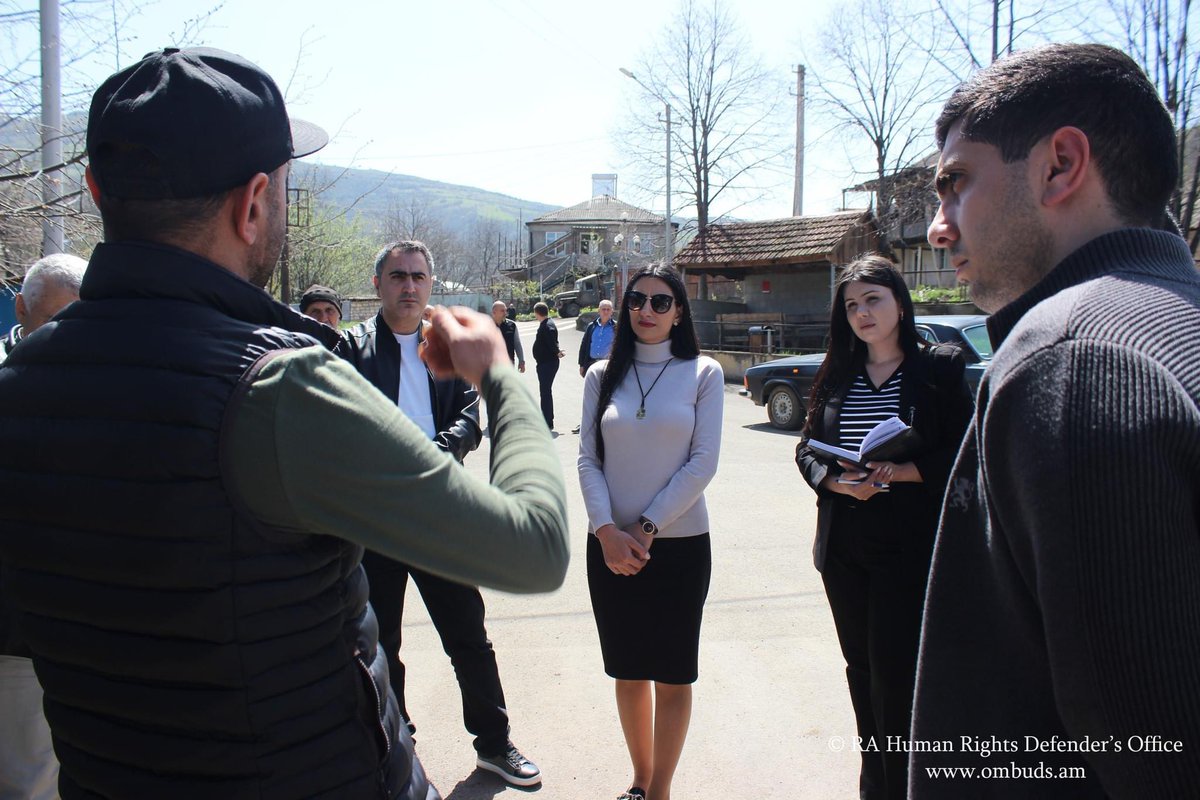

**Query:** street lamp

left=619, top=67, right=672, bottom=269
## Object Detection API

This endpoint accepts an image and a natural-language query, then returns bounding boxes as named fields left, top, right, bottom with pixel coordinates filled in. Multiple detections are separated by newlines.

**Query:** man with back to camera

left=910, top=43, right=1200, bottom=798
left=0, top=251, right=88, bottom=797
left=531, top=301, right=563, bottom=429
left=340, top=241, right=541, bottom=787
left=491, top=299, right=525, bottom=372
left=299, top=282, right=343, bottom=328
left=0, top=47, right=568, bottom=800
left=1, top=253, right=87, bottom=364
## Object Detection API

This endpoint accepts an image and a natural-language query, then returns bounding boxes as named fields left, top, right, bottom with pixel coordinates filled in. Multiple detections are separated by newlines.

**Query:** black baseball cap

left=86, top=47, right=328, bottom=200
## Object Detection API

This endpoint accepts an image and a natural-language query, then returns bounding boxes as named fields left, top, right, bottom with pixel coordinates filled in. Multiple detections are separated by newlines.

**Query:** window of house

left=580, top=232, right=601, bottom=255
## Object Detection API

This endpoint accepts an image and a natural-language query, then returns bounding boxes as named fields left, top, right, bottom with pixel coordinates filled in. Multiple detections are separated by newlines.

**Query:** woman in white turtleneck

left=577, top=265, right=724, bottom=800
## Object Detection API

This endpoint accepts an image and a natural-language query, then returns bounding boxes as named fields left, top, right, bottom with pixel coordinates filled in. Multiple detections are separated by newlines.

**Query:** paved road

left=399, top=318, right=860, bottom=799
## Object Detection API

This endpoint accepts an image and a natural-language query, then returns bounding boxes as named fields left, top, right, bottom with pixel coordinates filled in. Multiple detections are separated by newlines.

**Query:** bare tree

left=810, top=0, right=944, bottom=233
left=0, top=1, right=223, bottom=281
left=1103, top=0, right=1200, bottom=250
left=921, top=0, right=1078, bottom=78
left=619, top=0, right=789, bottom=233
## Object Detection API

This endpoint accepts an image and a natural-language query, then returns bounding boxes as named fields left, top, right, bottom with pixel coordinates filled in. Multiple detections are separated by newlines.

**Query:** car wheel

left=767, top=386, right=804, bottom=430
left=561, top=302, right=579, bottom=318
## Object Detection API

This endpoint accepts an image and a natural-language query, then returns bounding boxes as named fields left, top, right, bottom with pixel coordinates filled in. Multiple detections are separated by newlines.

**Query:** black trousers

left=535, top=359, right=559, bottom=428
left=821, top=496, right=934, bottom=800
left=361, top=550, right=509, bottom=756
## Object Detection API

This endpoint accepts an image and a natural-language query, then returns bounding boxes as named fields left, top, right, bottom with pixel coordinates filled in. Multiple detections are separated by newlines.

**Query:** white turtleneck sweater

left=577, top=339, right=724, bottom=539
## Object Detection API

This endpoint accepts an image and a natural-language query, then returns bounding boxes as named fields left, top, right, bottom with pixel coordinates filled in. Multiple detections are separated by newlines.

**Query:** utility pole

left=664, top=103, right=672, bottom=269
left=793, top=65, right=805, bottom=217
left=40, top=0, right=64, bottom=256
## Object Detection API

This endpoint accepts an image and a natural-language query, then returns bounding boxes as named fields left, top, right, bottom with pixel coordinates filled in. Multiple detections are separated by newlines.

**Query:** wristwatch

left=639, top=516, right=658, bottom=536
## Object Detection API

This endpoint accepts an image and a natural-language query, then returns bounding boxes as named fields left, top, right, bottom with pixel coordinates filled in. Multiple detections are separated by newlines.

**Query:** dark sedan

left=740, top=315, right=991, bottom=430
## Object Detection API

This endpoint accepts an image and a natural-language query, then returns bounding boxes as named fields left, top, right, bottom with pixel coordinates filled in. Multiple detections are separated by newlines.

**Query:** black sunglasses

left=625, top=290, right=675, bottom=314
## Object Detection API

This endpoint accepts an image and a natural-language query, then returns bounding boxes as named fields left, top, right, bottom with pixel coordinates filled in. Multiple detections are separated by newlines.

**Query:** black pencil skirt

left=586, top=532, right=712, bottom=685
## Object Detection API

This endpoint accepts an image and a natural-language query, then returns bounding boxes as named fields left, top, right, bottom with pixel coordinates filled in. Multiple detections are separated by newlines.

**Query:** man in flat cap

left=299, top=282, right=344, bottom=328
left=0, top=47, right=568, bottom=800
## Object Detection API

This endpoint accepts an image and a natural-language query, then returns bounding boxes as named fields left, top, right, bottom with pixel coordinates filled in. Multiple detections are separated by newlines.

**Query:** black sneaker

left=476, top=741, right=541, bottom=787
left=617, top=788, right=646, bottom=800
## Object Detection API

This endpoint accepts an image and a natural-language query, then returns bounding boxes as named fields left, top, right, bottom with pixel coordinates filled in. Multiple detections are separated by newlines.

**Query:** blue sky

left=29, top=0, right=868, bottom=220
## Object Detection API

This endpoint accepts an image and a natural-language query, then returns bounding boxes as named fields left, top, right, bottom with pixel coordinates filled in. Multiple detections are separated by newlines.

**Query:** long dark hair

left=802, top=254, right=926, bottom=435
left=591, top=264, right=700, bottom=463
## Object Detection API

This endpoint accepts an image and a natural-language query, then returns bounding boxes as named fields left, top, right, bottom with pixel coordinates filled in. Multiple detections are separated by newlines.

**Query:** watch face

left=642, top=520, right=655, bottom=534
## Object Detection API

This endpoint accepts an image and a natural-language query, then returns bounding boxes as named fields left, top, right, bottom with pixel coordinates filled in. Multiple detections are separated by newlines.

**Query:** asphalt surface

left=397, top=318, right=860, bottom=799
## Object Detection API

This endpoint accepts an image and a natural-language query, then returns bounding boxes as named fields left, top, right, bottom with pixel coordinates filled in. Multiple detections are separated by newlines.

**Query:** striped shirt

left=839, top=369, right=902, bottom=451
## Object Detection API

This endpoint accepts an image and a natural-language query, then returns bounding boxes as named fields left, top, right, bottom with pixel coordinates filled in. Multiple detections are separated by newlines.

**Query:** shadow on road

left=742, top=422, right=803, bottom=437
left=443, top=769, right=541, bottom=799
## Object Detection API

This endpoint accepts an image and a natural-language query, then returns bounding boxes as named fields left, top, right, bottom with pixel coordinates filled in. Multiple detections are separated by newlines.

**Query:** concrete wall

left=738, top=269, right=832, bottom=317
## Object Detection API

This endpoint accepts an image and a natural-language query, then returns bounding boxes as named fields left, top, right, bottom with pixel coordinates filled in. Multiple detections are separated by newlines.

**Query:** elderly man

left=298, top=282, right=342, bottom=327
left=0, top=253, right=83, bottom=800
left=1, top=253, right=87, bottom=363
left=340, top=242, right=541, bottom=787
left=0, top=47, right=567, bottom=800
left=491, top=300, right=525, bottom=372
left=911, top=43, right=1200, bottom=798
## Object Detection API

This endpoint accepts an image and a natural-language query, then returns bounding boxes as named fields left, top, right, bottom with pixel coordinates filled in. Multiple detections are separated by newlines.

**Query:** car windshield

left=961, top=324, right=993, bottom=361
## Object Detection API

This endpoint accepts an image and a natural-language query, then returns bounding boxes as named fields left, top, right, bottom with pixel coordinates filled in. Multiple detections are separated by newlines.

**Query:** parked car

left=740, top=315, right=991, bottom=430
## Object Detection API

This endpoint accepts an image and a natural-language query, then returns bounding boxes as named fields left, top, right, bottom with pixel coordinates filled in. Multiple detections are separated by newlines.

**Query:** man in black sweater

left=912, top=43, right=1200, bottom=798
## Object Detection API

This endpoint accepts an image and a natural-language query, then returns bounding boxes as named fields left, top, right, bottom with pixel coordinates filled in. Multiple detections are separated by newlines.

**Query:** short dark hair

left=374, top=240, right=434, bottom=278
left=533, top=301, right=549, bottom=316
left=935, top=43, right=1177, bottom=227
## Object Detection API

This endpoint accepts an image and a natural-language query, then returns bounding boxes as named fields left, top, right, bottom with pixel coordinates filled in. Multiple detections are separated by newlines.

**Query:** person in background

left=340, top=240, right=542, bottom=788
left=531, top=301, right=563, bottom=429
left=298, top=283, right=342, bottom=328
left=491, top=300, right=525, bottom=372
left=572, top=299, right=617, bottom=434
left=912, top=43, right=1200, bottom=797
left=0, top=251, right=86, bottom=798
left=1, top=253, right=87, bottom=364
left=0, top=47, right=568, bottom=800
left=794, top=254, right=972, bottom=800
left=578, top=265, right=723, bottom=800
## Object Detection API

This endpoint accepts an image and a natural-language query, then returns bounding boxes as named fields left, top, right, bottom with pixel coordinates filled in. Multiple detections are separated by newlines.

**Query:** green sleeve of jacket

left=226, top=347, right=569, bottom=593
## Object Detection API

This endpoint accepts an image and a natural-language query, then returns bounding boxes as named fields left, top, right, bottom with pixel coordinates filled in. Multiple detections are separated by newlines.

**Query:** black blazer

left=339, top=312, right=482, bottom=463
left=795, top=343, right=974, bottom=572
left=532, top=318, right=560, bottom=363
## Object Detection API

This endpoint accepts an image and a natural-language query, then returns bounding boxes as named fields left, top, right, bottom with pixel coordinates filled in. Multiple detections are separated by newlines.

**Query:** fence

left=696, top=319, right=828, bottom=355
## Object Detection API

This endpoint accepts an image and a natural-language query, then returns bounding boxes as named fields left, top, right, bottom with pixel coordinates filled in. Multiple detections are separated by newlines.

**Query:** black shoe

left=571, top=423, right=581, bottom=434
left=476, top=741, right=541, bottom=787
left=617, top=788, right=646, bottom=800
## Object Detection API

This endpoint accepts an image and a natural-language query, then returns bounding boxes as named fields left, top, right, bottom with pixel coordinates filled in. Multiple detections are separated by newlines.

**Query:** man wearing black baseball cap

left=0, top=48, right=568, bottom=800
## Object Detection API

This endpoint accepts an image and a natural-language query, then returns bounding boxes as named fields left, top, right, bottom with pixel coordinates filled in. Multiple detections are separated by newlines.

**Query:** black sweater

left=911, top=228, right=1200, bottom=798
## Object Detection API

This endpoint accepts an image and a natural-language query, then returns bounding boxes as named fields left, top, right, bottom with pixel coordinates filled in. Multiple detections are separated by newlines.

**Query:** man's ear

left=14, top=293, right=28, bottom=327
left=231, top=172, right=272, bottom=246
left=1040, top=126, right=1091, bottom=209
left=84, top=166, right=102, bottom=206
left=372, top=274, right=381, bottom=297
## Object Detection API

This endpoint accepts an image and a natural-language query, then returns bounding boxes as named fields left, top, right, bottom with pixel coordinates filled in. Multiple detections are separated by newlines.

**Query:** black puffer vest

left=0, top=242, right=434, bottom=799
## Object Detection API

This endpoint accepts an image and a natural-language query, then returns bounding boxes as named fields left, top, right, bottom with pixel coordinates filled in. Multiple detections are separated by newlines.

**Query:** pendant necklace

left=632, top=358, right=673, bottom=419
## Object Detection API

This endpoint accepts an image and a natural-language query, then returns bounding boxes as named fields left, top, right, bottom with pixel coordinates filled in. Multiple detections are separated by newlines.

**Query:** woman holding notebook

left=795, top=255, right=973, bottom=800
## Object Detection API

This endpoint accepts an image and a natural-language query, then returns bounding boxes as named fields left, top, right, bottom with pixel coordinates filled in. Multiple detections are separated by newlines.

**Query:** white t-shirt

left=393, top=331, right=436, bottom=441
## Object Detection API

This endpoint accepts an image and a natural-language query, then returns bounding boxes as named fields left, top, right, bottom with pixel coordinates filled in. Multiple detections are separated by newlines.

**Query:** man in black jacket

left=0, top=48, right=568, bottom=800
left=491, top=300, right=525, bottom=372
left=340, top=241, right=541, bottom=788
left=531, top=301, right=563, bottom=429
